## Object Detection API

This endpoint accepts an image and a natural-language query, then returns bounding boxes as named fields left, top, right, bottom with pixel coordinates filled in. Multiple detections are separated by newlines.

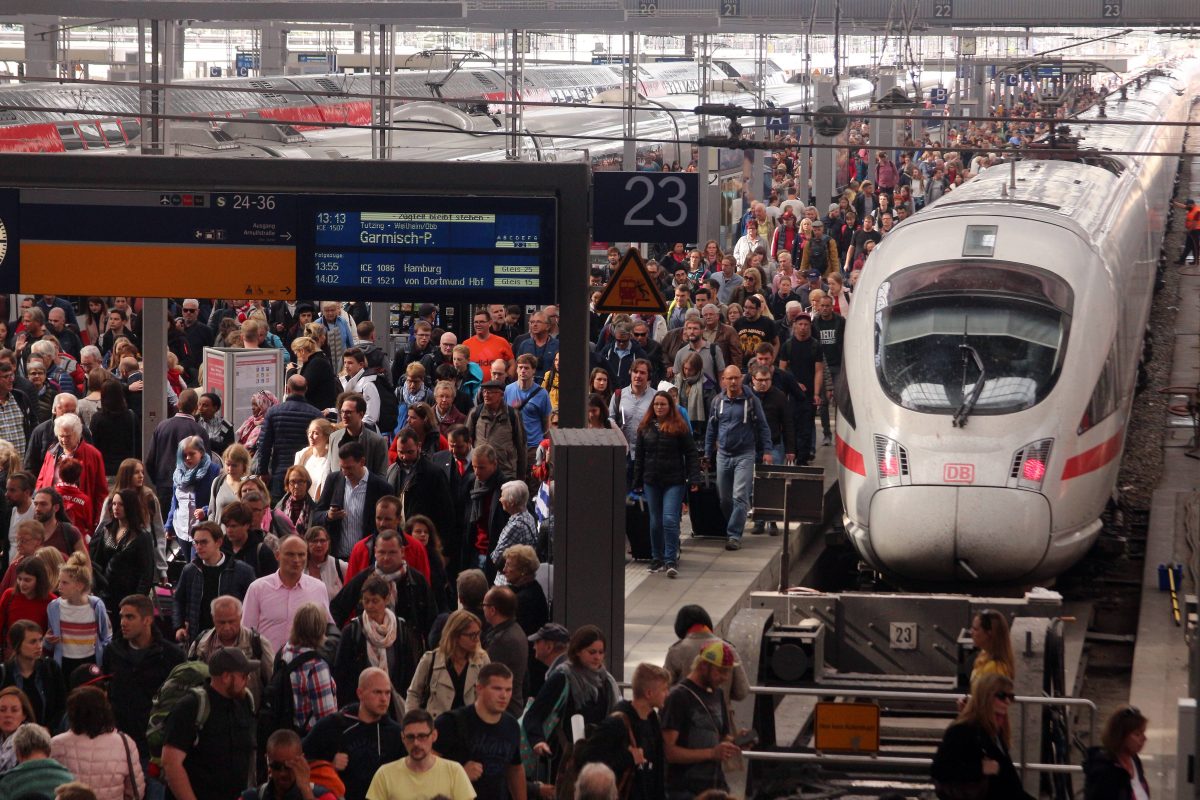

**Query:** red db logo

left=943, top=463, right=975, bottom=484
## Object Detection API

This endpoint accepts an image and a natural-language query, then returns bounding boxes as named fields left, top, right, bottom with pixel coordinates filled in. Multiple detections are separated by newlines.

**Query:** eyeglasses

left=459, top=630, right=481, bottom=640
left=182, top=308, right=198, bottom=313
left=994, top=691, right=1016, bottom=702
left=402, top=732, right=433, bottom=743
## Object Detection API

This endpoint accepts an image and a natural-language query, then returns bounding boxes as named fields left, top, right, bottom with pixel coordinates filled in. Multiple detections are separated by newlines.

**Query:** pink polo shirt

left=241, top=571, right=332, bottom=651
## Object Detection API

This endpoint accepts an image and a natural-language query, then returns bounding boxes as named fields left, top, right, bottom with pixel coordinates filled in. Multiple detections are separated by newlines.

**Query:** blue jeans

left=643, top=483, right=686, bottom=564
left=716, top=451, right=755, bottom=540
left=141, top=755, right=166, bottom=800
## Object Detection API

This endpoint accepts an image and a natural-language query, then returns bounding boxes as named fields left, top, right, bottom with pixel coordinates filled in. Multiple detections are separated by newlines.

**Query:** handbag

left=119, top=731, right=144, bottom=800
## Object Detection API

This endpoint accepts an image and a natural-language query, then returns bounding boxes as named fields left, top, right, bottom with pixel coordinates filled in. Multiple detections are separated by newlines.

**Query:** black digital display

left=298, top=195, right=557, bottom=303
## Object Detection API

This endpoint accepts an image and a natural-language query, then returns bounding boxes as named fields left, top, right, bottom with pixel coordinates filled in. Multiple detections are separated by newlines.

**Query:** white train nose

left=869, top=486, right=1052, bottom=582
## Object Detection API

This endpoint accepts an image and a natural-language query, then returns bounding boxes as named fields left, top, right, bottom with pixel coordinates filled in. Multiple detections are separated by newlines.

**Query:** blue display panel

left=298, top=195, right=556, bottom=303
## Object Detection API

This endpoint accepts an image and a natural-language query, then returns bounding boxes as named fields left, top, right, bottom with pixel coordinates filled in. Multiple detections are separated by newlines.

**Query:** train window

left=962, top=225, right=997, bottom=257
left=876, top=291, right=1068, bottom=417
left=1078, top=347, right=1119, bottom=434
left=100, top=122, right=125, bottom=145
left=118, top=119, right=141, bottom=141
left=76, top=123, right=104, bottom=148
left=56, top=125, right=84, bottom=151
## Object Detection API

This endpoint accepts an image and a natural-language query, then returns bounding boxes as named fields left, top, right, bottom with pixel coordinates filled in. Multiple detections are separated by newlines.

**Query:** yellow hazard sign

left=813, top=702, right=880, bottom=752
left=594, top=247, right=668, bottom=314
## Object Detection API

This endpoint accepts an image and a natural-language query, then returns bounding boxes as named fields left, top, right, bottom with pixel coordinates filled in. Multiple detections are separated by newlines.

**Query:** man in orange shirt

left=1174, top=198, right=1200, bottom=265
left=463, top=309, right=514, bottom=377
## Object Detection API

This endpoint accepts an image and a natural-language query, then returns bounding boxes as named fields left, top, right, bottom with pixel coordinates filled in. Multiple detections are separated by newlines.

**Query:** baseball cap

left=209, top=647, right=254, bottom=676
left=528, top=623, right=570, bottom=644
left=657, top=380, right=676, bottom=393
left=828, top=203, right=840, bottom=213
left=69, top=663, right=113, bottom=691
left=1188, top=199, right=1196, bottom=207
left=806, top=269, right=822, bottom=279
left=780, top=208, right=796, bottom=219
left=699, top=641, right=740, bottom=669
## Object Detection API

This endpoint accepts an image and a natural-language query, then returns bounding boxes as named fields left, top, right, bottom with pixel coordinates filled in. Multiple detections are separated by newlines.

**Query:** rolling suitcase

left=625, top=493, right=653, bottom=560
left=688, top=472, right=730, bottom=538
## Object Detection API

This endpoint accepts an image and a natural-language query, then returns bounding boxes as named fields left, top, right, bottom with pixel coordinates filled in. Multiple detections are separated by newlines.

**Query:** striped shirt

left=57, top=599, right=99, bottom=659
left=0, top=394, right=25, bottom=459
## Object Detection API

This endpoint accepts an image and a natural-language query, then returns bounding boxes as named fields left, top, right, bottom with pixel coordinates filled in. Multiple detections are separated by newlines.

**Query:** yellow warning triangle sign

left=594, top=247, right=668, bottom=314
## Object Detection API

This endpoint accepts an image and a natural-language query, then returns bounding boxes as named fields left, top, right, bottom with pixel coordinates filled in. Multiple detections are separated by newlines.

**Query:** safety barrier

left=619, top=680, right=1096, bottom=777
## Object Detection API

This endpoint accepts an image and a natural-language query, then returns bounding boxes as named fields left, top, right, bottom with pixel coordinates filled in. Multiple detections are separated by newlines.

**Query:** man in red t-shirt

left=463, top=310, right=514, bottom=378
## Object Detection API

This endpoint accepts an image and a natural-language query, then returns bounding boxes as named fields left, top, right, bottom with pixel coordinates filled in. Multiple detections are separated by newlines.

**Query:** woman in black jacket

left=88, top=380, right=139, bottom=476
left=292, top=335, right=339, bottom=413
left=1083, top=706, right=1150, bottom=800
left=0, top=620, right=65, bottom=730
left=332, top=575, right=420, bottom=713
left=931, top=673, right=1033, bottom=800
left=632, top=391, right=700, bottom=579
left=89, top=488, right=155, bottom=618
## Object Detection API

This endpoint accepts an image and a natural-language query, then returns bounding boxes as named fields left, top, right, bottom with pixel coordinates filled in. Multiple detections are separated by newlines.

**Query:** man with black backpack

left=103, top=594, right=185, bottom=791
left=303, top=668, right=404, bottom=800
left=432, top=662, right=525, bottom=800
left=160, top=647, right=258, bottom=800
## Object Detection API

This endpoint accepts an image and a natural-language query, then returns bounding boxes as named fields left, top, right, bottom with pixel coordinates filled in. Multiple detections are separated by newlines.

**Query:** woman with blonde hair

left=931, top=673, right=1032, bottom=799
left=32, top=548, right=64, bottom=594
left=404, top=609, right=489, bottom=718
left=294, top=418, right=334, bottom=500
left=208, top=443, right=251, bottom=526
left=46, top=551, right=111, bottom=675
left=0, top=443, right=20, bottom=487
left=292, top=334, right=339, bottom=412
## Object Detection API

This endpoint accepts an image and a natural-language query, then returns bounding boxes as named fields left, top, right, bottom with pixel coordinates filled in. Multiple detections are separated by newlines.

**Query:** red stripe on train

left=836, top=434, right=866, bottom=476
left=1060, top=430, right=1123, bottom=480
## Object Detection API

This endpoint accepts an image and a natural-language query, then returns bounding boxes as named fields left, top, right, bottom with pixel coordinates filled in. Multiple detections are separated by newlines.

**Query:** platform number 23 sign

left=1101, top=1, right=1121, bottom=16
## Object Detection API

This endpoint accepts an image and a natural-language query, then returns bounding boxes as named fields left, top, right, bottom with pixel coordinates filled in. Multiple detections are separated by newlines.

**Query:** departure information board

left=297, top=194, right=557, bottom=303
left=0, top=186, right=558, bottom=304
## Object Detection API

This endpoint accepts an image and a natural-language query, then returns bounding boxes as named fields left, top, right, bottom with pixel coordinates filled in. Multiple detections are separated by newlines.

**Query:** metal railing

left=620, top=681, right=1096, bottom=776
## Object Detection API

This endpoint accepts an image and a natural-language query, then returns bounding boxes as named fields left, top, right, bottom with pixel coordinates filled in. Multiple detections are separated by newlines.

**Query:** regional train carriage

left=836, top=63, right=1197, bottom=585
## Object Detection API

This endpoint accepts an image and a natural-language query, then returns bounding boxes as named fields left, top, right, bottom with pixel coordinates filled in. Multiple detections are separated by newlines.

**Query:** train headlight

left=873, top=435, right=910, bottom=487
left=1009, top=438, right=1053, bottom=491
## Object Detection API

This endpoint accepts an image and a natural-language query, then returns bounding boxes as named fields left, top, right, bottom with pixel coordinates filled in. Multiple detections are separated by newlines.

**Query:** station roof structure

left=2, top=0, right=1198, bottom=31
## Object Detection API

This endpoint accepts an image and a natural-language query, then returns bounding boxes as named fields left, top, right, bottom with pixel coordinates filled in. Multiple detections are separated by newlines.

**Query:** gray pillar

left=874, top=68, right=899, bottom=179
left=141, top=299, right=169, bottom=461
left=22, top=16, right=59, bottom=78
left=622, top=33, right=638, bottom=172
left=370, top=302, right=392, bottom=361
left=797, top=124, right=811, bottom=205
left=550, top=429, right=627, bottom=678
left=813, top=78, right=837, bottom=208
left=260, top=22, right=287, bottom=76
left=696, top=34, right=713, bottom=238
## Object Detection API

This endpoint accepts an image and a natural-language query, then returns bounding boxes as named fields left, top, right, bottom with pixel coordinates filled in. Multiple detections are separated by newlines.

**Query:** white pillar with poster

left=202, top=347, right=285, bottom=435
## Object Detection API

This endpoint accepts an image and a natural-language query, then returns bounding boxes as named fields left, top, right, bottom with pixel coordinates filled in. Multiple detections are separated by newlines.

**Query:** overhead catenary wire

left=0, top=99, right=1192, bottom=159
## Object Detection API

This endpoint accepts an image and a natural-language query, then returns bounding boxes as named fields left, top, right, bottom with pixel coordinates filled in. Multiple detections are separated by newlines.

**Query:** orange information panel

left=594, top=247, right=667, bottom=314
left=813, top=701, right=880, bottom=752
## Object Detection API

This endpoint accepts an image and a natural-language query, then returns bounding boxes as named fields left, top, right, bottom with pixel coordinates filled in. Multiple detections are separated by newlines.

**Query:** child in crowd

left=0, top=559, right=56, bottom=657
left=46, top=552, right=112, bottom=677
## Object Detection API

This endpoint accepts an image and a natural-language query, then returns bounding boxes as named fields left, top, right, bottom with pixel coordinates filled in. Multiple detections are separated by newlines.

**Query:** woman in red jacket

left=0, top=559, right=55, bottom=658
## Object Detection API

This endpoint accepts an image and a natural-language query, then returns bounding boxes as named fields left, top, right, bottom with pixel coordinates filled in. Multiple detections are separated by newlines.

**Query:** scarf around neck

left=361, top=608, right=398, bottom=669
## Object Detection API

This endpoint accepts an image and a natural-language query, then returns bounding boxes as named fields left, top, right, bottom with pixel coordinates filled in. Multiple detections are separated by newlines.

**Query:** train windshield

left=875, top=262, right=1070, bottom=416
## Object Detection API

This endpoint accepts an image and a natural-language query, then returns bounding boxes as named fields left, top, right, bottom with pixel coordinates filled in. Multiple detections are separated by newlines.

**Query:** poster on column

left=203, top=347, right=285, bottom=436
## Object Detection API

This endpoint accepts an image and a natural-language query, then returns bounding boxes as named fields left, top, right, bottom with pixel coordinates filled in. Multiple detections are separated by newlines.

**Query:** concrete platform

left=621, top=444, right=838, bottom=677
left=1128, top=175, right=1200, bottom=799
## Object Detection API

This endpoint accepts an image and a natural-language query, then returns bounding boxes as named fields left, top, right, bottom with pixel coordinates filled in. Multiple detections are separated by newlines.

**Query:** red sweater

left=344, top=533, right=430, bottom=583
left=0, top=589, right=55, bottom=654
left=37, top=443, right=108, bottom=520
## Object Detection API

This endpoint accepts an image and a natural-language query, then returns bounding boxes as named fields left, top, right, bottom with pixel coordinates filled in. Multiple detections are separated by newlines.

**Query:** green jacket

left=0, top=757, right=76, bottom=800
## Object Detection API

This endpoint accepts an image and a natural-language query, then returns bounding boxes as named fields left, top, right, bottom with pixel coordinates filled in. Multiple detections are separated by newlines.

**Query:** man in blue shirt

left=704, top=365, right=773, bottom=551
left=505, top=354, right=552, bottom=449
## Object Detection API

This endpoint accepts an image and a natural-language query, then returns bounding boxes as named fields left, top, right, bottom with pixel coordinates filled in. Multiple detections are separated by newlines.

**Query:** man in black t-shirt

left=661, top=642, right=741, bottom=799
left=161, top=647, right=258, bottom=800
left=778, top=315, right=825, bottom=464
left=844, top=214, right=882, bottom=273
left=731, top=295, right=778, bottom=368
left=812, top=297, right=846, bottom=447
left=433, top=663, right=524, bottom=800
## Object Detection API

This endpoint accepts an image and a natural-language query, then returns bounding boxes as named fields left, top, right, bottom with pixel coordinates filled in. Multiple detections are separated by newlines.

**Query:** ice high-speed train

left=835, top=63, right=1197, bottom=585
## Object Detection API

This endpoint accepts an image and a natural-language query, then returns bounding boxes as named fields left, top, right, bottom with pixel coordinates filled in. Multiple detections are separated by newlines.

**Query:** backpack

left=260, top=650, right=324, bottom=734
left=145, top=661, right=214, bottom=765
left=371, top=370, right=399, bottom=435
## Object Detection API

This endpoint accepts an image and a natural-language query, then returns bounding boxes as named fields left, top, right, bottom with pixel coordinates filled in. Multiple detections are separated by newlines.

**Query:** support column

left=506, top=30, right=525, bottom=161
left=141, top=299, right=169, bottom=462
left=874, top=68, right=899, bottom=179
left=551, top=429, right=627, bottom=678
left=21, top=16, right=59, bottom=79
left=812, top=78, right=837, bottom=208
left=696, top=34, right=715, bottom=240
left=622, top=33, right=638, bottom=171
left=260, top=21, right=287, bottom=76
